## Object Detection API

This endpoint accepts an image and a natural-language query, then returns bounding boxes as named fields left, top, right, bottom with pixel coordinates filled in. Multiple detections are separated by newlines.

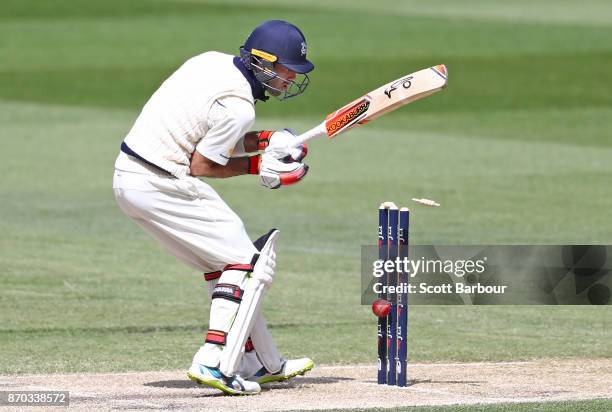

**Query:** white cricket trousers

left=112, top=162, right=258, bottom=272
left=112, top=154, right=281, bottom=376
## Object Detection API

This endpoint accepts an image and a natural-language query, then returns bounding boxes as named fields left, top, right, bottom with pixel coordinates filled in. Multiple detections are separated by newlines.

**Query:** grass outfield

left=308, top=398, right=612, bottom=412
left=1, top=0, right=611, bottom=405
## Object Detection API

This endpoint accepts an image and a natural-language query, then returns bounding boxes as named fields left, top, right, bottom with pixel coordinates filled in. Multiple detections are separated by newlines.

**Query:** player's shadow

left=409, top=378, right=485, bottom=386
left=145, top=375, right=352, bottom=391
left=261, top=375, right=353, bottom=391
left=145, top=380, right=201, bottom=389
left=359, top=378, right=484, bottom=386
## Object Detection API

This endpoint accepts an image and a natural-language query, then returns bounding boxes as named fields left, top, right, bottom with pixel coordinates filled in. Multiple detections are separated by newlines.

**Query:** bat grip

left=294, top=122, right=327, bottom=146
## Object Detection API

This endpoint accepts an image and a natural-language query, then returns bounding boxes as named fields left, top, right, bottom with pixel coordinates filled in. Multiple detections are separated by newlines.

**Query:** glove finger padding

left=284, top=144, right=308, bottom=162
left=265, top=129, right=308, bottom=162
left=259, top=152, right=308, bottom=189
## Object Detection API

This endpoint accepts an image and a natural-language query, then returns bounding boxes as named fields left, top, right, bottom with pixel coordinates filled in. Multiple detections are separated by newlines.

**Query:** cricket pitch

left=1, top=359, right=611, bottom=411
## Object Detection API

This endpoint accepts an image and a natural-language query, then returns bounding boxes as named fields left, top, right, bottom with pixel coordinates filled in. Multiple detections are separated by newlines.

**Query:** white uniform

left=112, top=51, right=279, bottom=376
left=114, top=51, right=258, bottom=268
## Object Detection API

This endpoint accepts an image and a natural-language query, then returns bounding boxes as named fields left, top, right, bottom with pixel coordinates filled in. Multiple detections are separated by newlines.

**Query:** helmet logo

left=251, top=48, right=277, bottom=62
left=301, top=42, right=307, bottom=56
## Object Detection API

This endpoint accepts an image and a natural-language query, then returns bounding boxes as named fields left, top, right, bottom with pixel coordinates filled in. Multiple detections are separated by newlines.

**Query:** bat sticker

left=326, top=98, right=371, bottom=137
left=384, top=76, right=413, bottom=99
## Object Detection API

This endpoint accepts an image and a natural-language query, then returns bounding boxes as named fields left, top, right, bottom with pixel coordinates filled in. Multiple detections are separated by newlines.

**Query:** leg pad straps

left=205, top=332, right=254, bottom=352
left=205, top=330, right=227, bottom=345
left=211, top=283, right=243, bottom=303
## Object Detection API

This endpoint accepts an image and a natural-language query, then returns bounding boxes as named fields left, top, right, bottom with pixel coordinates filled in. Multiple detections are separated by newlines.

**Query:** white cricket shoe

left=187, top=363, right=261, bottom=395
left=249, top=358, right=314, bottom=384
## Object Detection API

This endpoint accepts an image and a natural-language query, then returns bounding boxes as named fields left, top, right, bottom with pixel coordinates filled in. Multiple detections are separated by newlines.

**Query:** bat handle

left=294, top=122, right=327, bottom=146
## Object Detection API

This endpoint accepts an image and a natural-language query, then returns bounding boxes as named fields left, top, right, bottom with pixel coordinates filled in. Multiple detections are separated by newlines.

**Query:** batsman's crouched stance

left=112, top=20, right=315, bottom=395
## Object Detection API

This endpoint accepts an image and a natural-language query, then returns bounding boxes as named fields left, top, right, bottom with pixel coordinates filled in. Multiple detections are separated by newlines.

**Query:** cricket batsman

left=112, top=20, right=314, bottom=395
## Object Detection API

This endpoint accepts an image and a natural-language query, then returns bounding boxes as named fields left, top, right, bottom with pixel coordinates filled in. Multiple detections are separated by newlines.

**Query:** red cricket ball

left=372, top=299, right=392, bottom=318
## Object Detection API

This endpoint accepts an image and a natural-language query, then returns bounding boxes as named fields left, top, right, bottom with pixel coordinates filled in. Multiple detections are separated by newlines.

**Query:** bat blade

left=294, top=64, right=448, bottom=145
left=365, top=64, right=447, bottom=123
left=326, top=64, right=448, bottom=137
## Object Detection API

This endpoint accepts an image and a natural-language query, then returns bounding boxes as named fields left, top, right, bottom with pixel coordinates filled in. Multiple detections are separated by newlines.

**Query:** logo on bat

left=384, top=76, right=413, bottom=98
left=326, top=98, right=370, bottom=137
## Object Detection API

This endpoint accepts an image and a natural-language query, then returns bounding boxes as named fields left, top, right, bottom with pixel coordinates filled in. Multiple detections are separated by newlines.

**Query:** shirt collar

left=233, top=56, right=268, bottom=102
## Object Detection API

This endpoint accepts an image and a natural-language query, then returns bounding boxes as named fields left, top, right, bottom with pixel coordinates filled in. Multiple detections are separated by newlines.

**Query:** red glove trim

left=279, top=164, right=309, bottom=186
left=257, top=131, right=273, bottom=151
left=248, top=155, right=261, bottom=175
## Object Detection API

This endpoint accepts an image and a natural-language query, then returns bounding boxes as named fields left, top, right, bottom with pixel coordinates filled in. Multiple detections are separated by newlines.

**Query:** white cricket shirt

left=118, top=52, right=256, bottom=177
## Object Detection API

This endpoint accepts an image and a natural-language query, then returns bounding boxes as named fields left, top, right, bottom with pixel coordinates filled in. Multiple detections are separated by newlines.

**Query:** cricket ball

left=372, top=299, right=392, bottom=318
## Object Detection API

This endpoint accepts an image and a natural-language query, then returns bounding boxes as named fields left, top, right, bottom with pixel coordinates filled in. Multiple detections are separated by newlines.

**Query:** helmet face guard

left=240, top=20, right=314, bottom=101
left=241, top=48, right=310, bottom=100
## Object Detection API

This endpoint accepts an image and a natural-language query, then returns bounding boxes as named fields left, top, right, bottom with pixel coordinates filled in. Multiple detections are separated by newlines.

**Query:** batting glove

left=257, top=129, right=308, bottom=162
left=250, top=151, right=308, bottom=189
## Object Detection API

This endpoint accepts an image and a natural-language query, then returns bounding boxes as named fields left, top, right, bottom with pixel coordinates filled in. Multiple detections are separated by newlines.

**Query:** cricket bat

left=294, top=64, right=448, bottom=145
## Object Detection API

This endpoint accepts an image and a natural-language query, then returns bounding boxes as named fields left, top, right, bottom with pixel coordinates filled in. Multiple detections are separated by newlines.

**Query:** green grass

left=1, top=0, right=611, bottom=396
left=305, top=398, right=612, bottom=411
